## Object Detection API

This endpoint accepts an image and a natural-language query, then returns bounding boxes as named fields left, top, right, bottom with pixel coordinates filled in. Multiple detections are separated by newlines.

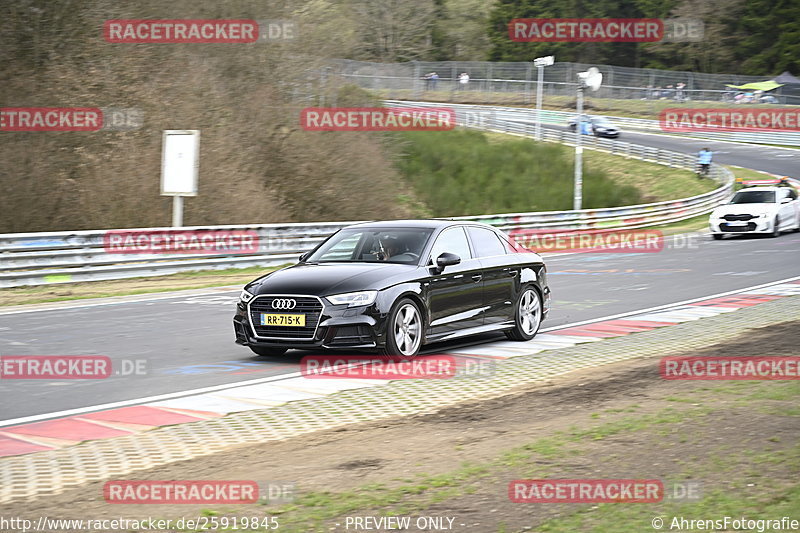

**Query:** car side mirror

left=432, top=252, right=460, bottom=273
left=781, top=197, right=791, bottom=204
left=299, top=251, right=310, bottom=262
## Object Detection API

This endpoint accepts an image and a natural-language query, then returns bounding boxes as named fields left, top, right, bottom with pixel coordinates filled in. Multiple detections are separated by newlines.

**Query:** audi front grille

left=248, top=295, right=324, bottom=340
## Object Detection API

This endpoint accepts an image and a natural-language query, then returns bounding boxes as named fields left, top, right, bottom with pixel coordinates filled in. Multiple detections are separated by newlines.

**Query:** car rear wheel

left=249, top=346, right=288, bottom=357
left=506, top=287, right=542, bottom=341
left=712, top=234, right=723, bottom=240
left=381, top=298, right=423, bottom=359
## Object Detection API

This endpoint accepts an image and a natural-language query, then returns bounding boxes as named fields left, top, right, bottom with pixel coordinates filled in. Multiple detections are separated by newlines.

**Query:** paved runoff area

left=1, top=281, right=799, bottom=503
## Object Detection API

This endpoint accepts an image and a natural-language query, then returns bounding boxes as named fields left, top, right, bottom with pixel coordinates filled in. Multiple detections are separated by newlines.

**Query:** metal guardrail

left=0, top=105, right=735, bottom=288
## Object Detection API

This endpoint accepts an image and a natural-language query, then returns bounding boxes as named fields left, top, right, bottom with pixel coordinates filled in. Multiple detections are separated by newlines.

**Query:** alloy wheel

left=393, top=303, right=422, bottom=356
left=519, top=289, right=541, bottom=336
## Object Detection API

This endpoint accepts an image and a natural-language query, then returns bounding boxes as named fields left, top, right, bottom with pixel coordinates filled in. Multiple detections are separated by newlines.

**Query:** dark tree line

left=484, top=0, right=800, bottom=75
left=340, top=0, right=800, bottom=76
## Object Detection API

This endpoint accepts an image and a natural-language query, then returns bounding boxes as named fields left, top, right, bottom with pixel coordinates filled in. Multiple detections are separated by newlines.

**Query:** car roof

left=737, top=187, right=781, bottom=192
left=347, top=219, right=498, bottom=231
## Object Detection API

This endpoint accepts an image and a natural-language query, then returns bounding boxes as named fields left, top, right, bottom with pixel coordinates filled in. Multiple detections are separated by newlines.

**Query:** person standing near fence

left=675, top=82, right=686, bottom=102
left=697, top=147, right=713, bottom=176
left=458, top=72, right=469, bottom=90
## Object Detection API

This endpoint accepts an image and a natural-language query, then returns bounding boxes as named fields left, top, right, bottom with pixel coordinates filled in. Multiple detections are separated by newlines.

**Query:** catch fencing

left=333, top=59, right=800, bottom=105
left=330, top=60, right=800, bottom=146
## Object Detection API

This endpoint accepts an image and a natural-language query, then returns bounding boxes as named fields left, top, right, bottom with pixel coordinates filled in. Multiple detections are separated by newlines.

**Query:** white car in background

left=709, top=186, right=800, bottom=240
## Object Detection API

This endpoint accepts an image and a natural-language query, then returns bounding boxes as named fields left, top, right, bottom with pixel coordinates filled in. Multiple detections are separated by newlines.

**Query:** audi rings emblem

left=271, top=298, right=297, bottom=310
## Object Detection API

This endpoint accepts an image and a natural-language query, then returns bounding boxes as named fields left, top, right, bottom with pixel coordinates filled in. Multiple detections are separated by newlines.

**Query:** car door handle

left=506, top=269, right=518, bottom=277
left=471, top=274, right=482, bottom=282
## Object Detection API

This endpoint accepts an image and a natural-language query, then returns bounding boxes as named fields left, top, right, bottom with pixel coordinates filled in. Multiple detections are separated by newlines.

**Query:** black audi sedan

left=233, top=220, right=551, bottom=358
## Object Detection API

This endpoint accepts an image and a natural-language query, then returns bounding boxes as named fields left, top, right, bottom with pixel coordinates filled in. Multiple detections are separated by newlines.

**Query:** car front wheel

left=712, top=234, right=723, bottom=240
left=381, top=298, right=423, bottom=359
left=770, top=217, right=781, bottom=238
left=506, top=287, right=542, bottom=341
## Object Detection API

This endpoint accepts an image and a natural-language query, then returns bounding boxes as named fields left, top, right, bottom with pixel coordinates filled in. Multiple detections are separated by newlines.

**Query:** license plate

left=260, top=313, right=305, bottom=327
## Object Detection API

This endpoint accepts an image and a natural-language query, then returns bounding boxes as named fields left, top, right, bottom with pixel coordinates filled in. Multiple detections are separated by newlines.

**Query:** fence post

left=486, top=63, right=494, bottom=103
left=451, top=63, right=458, bottom=102
left=412, top=61, right=421, bottom=99
left=524, top=63, right=533, bottom=105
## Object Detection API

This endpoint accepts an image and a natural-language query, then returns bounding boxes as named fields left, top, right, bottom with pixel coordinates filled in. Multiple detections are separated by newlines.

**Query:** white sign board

left=161, top=130, right=199, bottom=196
left=534, top=55, right=555, bottom=67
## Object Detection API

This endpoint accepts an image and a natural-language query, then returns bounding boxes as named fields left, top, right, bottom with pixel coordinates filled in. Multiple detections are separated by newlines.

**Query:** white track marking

left=1, top=275, right=798, bottom=428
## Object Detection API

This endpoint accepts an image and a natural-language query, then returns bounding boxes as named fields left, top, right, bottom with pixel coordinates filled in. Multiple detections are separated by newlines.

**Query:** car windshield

left=593, top=117, right=613, bottom=125
left=306, top=228, right=433, bottom=264
left=730, top=190, right=776, bottom=204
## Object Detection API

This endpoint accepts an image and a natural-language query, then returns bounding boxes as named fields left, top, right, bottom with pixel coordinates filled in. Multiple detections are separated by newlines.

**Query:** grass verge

left=243, top=380, right=800, bottom=532
left=395, top=129, right=712, bottom=216
left=379, top=89, right=793, bottom=121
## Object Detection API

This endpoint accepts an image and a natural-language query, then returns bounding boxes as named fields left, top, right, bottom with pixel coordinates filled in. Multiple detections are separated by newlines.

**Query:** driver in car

left=377, top=235, right=403, bottom=261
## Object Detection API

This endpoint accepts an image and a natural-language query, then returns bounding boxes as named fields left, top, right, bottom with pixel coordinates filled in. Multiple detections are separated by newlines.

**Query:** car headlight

left=326, top=290, right=378, bottom=307
left=239, top=289, right=255, bottom=303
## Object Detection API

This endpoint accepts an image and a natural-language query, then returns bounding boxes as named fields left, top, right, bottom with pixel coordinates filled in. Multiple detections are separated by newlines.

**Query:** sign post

left=533, top=55, right=554, bottom=141
left=161, top=130, right=200, bottom=227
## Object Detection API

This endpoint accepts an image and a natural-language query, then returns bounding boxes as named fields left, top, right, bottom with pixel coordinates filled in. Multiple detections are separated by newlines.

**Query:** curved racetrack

left=2, top=106, right=799, bottom=425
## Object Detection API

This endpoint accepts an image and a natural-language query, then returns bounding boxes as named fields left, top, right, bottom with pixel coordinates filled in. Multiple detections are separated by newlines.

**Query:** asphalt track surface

left=543, top=124, right=800, bottom=177
left=1, top=119, right=799, bottom=424
left=2, top=231, right=798, bottom=423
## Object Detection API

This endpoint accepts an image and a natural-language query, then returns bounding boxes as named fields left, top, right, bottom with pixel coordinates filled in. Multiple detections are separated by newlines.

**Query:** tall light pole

left=533, top=55, right=554, bottom=141
left=574, top=67, right=602, bottom=211
left=574, top=83, right=584, bottom=211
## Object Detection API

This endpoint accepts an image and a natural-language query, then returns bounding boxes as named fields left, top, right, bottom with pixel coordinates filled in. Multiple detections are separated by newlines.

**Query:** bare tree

left=349, top=0, right=437, bottom=62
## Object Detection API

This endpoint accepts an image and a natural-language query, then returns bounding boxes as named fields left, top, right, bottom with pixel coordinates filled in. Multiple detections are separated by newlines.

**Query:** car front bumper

left=709, top=218, right=773, bottom=234
left=233, top=298, right=385, bottom=351
left=596, top=130, right=619, bottom=138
